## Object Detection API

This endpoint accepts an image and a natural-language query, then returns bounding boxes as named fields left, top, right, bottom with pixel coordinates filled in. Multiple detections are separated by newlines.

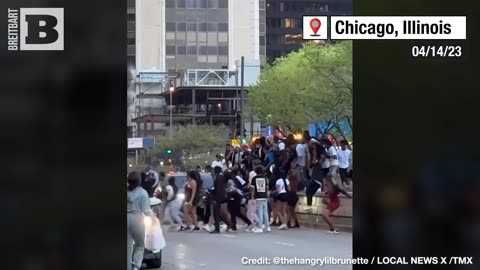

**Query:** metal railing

left=181, top=69, right=236, bottom=87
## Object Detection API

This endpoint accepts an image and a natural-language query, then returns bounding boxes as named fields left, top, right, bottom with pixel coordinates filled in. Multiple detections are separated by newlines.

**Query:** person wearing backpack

left=272, top=169, right=290, bottom=230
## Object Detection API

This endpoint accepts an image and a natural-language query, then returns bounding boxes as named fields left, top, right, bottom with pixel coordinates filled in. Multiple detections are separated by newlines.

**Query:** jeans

left=166, top=199, right=184, bottom=226
left=255, top=199, right=269, bottom=229
left=127, top=213, right=145, bottom=270
left=339, top=168, right=349, bottom=185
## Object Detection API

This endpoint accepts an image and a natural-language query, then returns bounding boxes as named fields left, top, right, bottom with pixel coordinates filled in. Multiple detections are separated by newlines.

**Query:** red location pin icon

left=310, top=18, right=321, bottom=36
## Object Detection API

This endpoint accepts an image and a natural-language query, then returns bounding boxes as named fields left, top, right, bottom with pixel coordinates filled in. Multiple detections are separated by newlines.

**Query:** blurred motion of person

left=338, top=140, right=352, bottom=187
left=250, top=165, right=270, bottom=233
left=287, top=169, right=300, bottom=228
left=322, top=174, right=352, bottom=234
left=226, top=179, right=253, bottom=232
left=164, top=176, right=186, bottom=231
left=211, top=166, right=232, bottom=233
left=184, top=171, right=200, bottom=231
left=127, top=171, right=155, bottom=270
left=304, top=131, right=327, bottom=212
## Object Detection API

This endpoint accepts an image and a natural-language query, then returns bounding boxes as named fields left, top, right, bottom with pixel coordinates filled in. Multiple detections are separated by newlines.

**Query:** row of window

left=166, top=0, right=228, bottom=9
left=266, top=18, right=302, bottom=29
left=166, top=45, right=228, bottom=56
left=166, top=22, right=228, bottom=32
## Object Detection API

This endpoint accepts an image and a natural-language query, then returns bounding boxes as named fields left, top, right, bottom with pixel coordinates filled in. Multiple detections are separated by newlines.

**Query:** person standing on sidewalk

left=337, top=140, right=352, bottom=187
left=127, top=171, right=155, bottom=270
left=250, top=165, right=270, bottom=233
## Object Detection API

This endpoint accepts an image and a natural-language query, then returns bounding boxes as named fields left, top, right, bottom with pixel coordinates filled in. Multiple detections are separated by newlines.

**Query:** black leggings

left=227, top=199, right=251, bottom=230
left=306, top=180, right=321, bottom=206
left=213, top=201, right=231, bottom=231
left=339, top=168, right=349, bottom=185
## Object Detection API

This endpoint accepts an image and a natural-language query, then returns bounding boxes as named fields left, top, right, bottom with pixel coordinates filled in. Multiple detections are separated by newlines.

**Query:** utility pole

left=240, top=56, right=245, bottom=144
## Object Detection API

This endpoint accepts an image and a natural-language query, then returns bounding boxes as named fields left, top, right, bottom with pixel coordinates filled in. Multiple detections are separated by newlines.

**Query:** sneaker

left=279, top=224, right=288, bottom=230
left=304, top=207, right=313, bottom=213
left=228, top=229, right=238, bottom=233
left=271, top=221, right=280, bottom=226
left=252, top=228, right=263, bottom=233
left=294, top=223, right=300, bottom=228
left=176, top=226, right=187, bottom=231
left=193, top=227, right=200, bottom=231
left=203, top=224, right=213, bottom=232
left=220, top=224, right=228, bottom=233
left=328, top=229, right=339, bottom=234
left=209, top=230, right=220, bottom=234
left=266, top=227, right=271, bottom=232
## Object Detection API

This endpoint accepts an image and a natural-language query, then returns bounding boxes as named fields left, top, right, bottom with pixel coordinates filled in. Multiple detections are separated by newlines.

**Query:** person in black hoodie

left=210, top=166, right=232, bottom=233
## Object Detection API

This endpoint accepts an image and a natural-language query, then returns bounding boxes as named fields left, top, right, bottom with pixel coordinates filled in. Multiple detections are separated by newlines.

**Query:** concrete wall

left=136, top=0, right=165, bottom=72
left=229, top=0, right=260, bottom=70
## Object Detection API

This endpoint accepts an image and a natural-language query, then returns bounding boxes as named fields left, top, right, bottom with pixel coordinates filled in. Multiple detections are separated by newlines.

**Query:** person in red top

left=286, top=169, right=300, bottom=228
left=322, top=173, right=352, bottom=233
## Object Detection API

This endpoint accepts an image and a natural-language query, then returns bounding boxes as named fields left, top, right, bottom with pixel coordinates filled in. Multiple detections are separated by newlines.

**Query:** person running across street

left=163, top=176, right=187, bottom=231
left=210, top=166, right=232, bottom=233
left=226, top=179, right=253, bottom=232
left=322, top=173, right=352, bottom=233
left=286, top=169, right=300, bottom=228
left=250, top=165, right=270, bottom=233
left=304, top=131, right=328, bottom=212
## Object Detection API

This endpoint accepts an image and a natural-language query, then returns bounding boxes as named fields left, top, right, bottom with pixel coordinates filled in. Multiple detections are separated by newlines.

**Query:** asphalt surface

left=151, top=225, right=352, bottom=270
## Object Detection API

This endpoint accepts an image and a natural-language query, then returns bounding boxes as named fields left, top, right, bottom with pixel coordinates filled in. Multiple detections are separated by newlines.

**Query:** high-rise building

left=265, top=0, right=352, bottom=63
left=135, top=0, right=265, bottom=73
left=128, top=0, right=265, bottom=137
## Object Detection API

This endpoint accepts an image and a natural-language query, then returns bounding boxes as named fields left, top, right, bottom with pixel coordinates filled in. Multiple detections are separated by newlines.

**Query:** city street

left=155, top=226, right=352, bottom=270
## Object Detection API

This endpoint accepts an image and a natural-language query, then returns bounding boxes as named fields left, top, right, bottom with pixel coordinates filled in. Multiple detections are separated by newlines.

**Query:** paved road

left=153, top=226, right=352, bottom=270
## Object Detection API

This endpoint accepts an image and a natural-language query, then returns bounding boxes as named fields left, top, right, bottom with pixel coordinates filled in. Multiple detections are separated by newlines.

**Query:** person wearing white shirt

left=294, top=140, right=307, bottom=187
left=337, top=140, right=352, bottom=186
left=211, top=154, right=225, bottom=171
left=273, top=169, right=290, bottom=230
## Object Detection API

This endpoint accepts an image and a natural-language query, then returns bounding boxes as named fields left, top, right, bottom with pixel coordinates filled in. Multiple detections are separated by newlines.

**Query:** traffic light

left=165, top=148, right=172, bottom=155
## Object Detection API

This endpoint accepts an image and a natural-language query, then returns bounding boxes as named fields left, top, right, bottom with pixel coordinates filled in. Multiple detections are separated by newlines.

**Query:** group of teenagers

left=160, top=130, right=353, bottom=234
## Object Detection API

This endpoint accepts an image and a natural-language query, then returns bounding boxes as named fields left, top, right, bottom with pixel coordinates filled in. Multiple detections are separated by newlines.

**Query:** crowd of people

left=157, top=130, right=353, bottom=234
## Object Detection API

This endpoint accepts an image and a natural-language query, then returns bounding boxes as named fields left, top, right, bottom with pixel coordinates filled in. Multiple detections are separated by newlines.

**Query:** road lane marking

left=275, top=241, right=295, bottom=247
left=222, top=234, right=236, bottom=238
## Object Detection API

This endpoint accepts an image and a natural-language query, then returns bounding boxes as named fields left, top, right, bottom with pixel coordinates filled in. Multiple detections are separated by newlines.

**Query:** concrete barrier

left=295, top=192, right=352, bottom=231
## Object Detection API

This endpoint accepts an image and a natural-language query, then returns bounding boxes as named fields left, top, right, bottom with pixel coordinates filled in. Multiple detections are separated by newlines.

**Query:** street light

left=169, top=86, right=174, bottom=138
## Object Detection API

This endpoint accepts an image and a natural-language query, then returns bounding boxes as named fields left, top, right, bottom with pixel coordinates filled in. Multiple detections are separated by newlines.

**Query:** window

left=259, top=35, right=265, bottom=46
left=186, top=0, right=205, bottom=8
left=177, top=46, right=186, bottom=55
left=186, top=32, right=196, bottom=42
left=176, top=0, right=186, bottom=8
left=166, top=0, right=176, bottom=8
left=177, top=23, right=186, bottom=31
left=166, top=46, right=176, bottom=55
left=187, top=46, right=197, bottom=55
left=218, top=32, right=228, bottom=42
left=284, top=18, right=294, bottom=28
left=219, top=0, right=228, bottom=8
left=218, top=46, right=228, bottom=55
left=207, top=0, right=219, bottom=8
left=198, top=22, right=207, bottom=31
left=127, top=14, right=135, bottom=21
left=166, top=32, right=175, bottom=40
left=207, top=22, right=218, bottom=32
left=198, top=45, right=207, bottom=55
left=207, top=46, right=217, bottom=54
left=198, top=32, right=207, bottom=42
left=166, top=23, right=176, bottom=32
left=218, top=23, right=228, bottom=32
left=127, top=38, right=135, bottom=45
left=186, top=22, right=197, bottom=31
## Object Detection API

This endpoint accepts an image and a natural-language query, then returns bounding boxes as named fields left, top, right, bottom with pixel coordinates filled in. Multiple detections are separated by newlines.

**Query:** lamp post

left=169, top=86, right=174, bottom=138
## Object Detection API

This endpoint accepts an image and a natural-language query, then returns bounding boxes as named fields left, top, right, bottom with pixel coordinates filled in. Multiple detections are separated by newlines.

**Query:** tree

left=249, top=41, right=352, bottom=139
left=151, top=125, right=229, bottom=158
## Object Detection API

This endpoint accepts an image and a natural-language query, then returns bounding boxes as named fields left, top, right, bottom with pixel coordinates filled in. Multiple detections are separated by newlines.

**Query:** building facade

left=265, top=0, right=352, bottom=63
left=128, top=0, right=265, bottom=137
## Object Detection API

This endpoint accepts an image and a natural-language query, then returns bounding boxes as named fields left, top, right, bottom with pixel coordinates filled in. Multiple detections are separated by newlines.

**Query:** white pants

left=164, top=199, right=184, bottom=226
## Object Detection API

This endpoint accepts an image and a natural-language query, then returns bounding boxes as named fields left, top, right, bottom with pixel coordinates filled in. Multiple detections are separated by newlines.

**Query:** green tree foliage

left=249, top=41, right=352, bottom=138
left=151, top=125, right=229, bottom=157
